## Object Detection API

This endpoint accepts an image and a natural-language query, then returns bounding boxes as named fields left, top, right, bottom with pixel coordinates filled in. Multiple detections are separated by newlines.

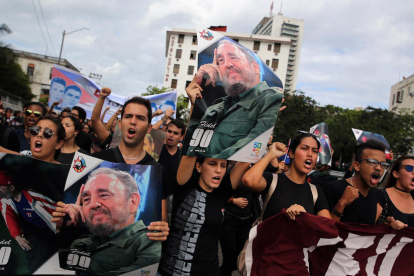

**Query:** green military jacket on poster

left=67, top=220, right=161, bottom=276
left=185, top=81, right=283, bottom=159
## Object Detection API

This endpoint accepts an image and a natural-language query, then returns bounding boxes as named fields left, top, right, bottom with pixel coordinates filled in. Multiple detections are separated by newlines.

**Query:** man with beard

left=67, top=168, right=160, bottom=275
left=323, top=140, right=390, bottom=224
left=183, top=39, right=284, bottom=159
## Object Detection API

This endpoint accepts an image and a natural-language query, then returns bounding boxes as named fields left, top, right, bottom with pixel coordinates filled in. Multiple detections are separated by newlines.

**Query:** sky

left=1, top=0, right=413, bottom=109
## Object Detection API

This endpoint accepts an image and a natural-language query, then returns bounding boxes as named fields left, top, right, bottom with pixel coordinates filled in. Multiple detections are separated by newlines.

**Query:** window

left=176, top=49, right=182, bottom=59
left=396, top=91, right=402, bottom=103
left=392, top=94, right=395, bottom=105
left=49, top=67, right=53, bottom=79
left=188, top=66, right=194, bottom=75
left=233, top=39, right=239, bottom=43
left=271, top=59, right=279, bottom=69
left=178, top=34, right=185, bottom=44
left=173, top=64, right=180, bottom=74
left=268, top=44, right=272, bottom=51
left=266, top=60, right=270, bottom=66
left=190, top=51, right=197, bottom=60
left=171, top=79, right=177, bottom=89
left=253, top=41, right=260, bottom=51
left=274, top=43, right=281, bottom=53
left=186, top=80, right=191, bottom=88
left=192, top=35, right=197, bottom=45
left=27, top=65, right=35, bottom=82
left=401, top=89, right=404, bottom=102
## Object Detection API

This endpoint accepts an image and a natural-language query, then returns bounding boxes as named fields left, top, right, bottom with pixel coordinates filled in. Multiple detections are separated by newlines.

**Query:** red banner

left=245, top=211, right=414, bottom=276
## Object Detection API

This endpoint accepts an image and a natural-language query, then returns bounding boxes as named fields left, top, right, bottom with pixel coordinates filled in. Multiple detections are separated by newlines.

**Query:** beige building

left=388, top=74, right=414, bottom=111
left=13, top=50, right=78, bottom=100
left=252, top=14, right=305, bottom=93
left=163, top=26, right=293, bottom=95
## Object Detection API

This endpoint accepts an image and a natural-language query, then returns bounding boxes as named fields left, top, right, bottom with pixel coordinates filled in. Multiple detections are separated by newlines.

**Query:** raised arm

left=153, top=108, right=174, bottom=130
left=230, top=162, right=251, bottom=190
left=105, top=108, right=121, bottom=132
left=177, top=156, right=197, bottom=185
left=100, top=106, right=110, bottom=122
left=48, top=101, right=60, bottom=114
left=92, top=88, right=111, bottom=144
left=243, top=142, right=287, bottom=192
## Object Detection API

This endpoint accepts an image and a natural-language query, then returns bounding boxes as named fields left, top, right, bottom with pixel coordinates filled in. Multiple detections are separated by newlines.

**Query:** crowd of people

left=0, top=80, right=413, bottom=276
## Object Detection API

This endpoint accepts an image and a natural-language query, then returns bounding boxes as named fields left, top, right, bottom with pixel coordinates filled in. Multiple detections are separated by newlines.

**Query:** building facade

left=252, top=14, right=305, bottom=93
left=13, top=50, right=78, bottom=101
left=388, top=74, right=414, bottom=111
left=163, top=26, right=293, bottom=95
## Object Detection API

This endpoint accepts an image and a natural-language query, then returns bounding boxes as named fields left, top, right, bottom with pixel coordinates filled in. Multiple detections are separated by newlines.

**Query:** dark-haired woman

left=157, top=156, right=250, bottom=276
left=243, top=134, right=331, bottom=221
left=0, top=115, right=65, bottom=164
left=376, top=156, right=414, bottom=228
left=57, top=116, right=89, bottom=164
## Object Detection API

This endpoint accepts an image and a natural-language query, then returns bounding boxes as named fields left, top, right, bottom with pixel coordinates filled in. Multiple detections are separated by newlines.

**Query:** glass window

left=178, top=34, right=185, bottom=44
left=267, top=44, right=272, bottom=51
left=192, top=35, right=197, bottom=45
left=188, top=66, right=194, bottom=75
left=253, top=41, right=260, bottom=51
left=27, top=66, right=34, bottom=82
left=271, top=59, right=279, bottom=69
left=175, top=49, right=182, bottom=59
left=173, top=64, right=180, bottom=74
left=171, top=79, right=177, bottom=89
left=274, top=43, right=281, bottom=53
left=190, top=51, right=197, bottom=60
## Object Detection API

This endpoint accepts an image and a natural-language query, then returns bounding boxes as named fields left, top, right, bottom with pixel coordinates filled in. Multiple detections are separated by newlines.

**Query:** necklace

left=121, top=150, right=146, bottom=160
left=394, top=185, right=411, bottom=194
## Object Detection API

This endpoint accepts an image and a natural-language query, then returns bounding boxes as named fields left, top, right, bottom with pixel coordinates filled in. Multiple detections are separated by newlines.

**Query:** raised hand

left=186, top=75, right=203, bottom=105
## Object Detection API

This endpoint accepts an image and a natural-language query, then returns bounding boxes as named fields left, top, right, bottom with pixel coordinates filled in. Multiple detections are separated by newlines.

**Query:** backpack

left=237, top=174, right=318, bottom=276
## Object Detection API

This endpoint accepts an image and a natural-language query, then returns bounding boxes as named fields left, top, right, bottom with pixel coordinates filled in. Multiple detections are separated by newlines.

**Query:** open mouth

left=371, top=172, right=380, bottom=185
left=127, top=128, right=136, bottom=138
left=212, top=176, right=221, bottom=184
left=167, top=138, right=173, bottom=143
left=304, top=160, right=312, bottom=169
left=28, top=118, right=36, bottom=125
left=33, top=141, right=42, bottom=152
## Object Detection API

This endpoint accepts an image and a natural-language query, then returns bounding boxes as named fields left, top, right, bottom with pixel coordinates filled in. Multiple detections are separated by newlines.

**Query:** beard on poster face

left=85, top=205, right=129, bottom=237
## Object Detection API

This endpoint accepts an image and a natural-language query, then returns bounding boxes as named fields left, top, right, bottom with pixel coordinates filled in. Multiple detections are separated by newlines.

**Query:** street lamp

left=58, top=28, right=90, bottom=65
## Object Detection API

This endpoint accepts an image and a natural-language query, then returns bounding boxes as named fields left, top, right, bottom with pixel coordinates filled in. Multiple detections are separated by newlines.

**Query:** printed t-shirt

left=261, top=172, right=329, bottom=221
left=158, top=174, right=233, bottom=276
left=323, top=179, right=379, bottom=224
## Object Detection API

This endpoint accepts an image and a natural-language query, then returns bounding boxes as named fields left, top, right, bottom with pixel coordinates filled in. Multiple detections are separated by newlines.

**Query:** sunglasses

left=358, top=159, right=390, bottom=170
left=397, top=164, right=414, bottom=172
left=25, top=110, right=42, bottom=118
left=29, top=126, right=57, bottom=139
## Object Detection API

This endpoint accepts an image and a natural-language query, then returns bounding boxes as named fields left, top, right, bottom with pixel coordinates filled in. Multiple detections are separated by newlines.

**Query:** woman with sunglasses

left=14, top=102, right=47, bottom=157
left=57, top=116, right=90, bottom=164
left=0, top=115, right=65, bottom=164
left=376, top=156, right=414, bottom=228
left=243, top=132, right=331, bottom=221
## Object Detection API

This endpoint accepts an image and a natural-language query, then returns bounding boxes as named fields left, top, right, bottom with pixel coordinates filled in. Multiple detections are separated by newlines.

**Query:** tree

left=0, top=23, right=34, bottom=102
left=142, top=85, right=172, bottom=96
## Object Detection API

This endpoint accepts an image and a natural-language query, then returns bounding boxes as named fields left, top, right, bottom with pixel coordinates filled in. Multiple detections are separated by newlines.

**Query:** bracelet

left=332, top=207, right=343, bottom=217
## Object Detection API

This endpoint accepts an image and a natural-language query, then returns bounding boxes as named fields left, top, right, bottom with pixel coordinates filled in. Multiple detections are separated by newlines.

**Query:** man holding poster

left=183, top=38, right=284, bottom=161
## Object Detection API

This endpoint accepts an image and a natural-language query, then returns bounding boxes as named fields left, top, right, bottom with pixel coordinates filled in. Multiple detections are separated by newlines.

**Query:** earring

left=197, top=170, right=201, bottom=173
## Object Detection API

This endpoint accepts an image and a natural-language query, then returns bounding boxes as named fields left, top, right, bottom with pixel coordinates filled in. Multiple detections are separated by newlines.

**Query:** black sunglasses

left=358, top=159, right=390, bottom=170
left=29, top=126, right=57, bottom=139
left=25, top=110, right=42, bottom=118
left=397, top=164, right=414, bottom=172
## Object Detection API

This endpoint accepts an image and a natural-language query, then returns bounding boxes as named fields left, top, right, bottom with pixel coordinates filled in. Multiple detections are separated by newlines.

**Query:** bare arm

left=177, top=156, right=197, bottom=185
left=330, top=185, right=359, bottom=222
left=0, top=146, right=21, bottom=156
left=48, top=101, right=59, bottom=114
left=153, top=109, right=174, bottom=130
left=105, top=108, right=121, bottom=132
left=92, top=88, right=111, bottom=144
left=243, top=142, right=287, bottom=192
left=100, top=106, right=110, bottom=122
left=230, top=162, right=251, bottom=190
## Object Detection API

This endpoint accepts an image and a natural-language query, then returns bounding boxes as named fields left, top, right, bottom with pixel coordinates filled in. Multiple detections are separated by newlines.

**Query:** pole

left=58, top=30, right=65, bottom=65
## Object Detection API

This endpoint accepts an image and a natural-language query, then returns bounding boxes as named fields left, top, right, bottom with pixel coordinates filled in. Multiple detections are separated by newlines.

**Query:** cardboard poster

left=58, top=153, right=162, bottom=275
left=310, top=123, right=333, bottom=166
left=181, top=29, right=284, bottom=162
left=352, top=128, right=392, bottom=160
left=0, top=154, right=71, bottom=275
left=49, top=65, right=178, bottom=124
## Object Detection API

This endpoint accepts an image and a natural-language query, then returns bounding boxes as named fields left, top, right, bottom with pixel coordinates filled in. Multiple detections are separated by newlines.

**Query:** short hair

left=289, top=132, right=321, bottom=155
left=36, top=115, right=66, bottom=160
left=354, top=140, right=386, bottom=161
left=167, top=119, right=186, bottom=136
left=385, top=156, right=414, bottom=188
left=160, top=100, right=176, bottom=110
left=72, top=106, right=86, bottom=122
left=217, top=39, right=256, bottom=65
left=60, top=108, right=71, bottom=117
left=87, top=167, right=140, bottom=199
left=64, top=115, right=82, bottom=132
left=25, top=102, right=47, bottom=115
left=121, top=97, right=152, bottom=124
left=50, top=77, right=66, bottom=88
left=64, top=85, right=82, bottom=95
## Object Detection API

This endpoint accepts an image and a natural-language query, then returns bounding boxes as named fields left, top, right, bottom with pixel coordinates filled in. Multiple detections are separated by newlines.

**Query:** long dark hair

left=385, top=156, right=414, bottom=188
left=36, top=115, right=66, bottom=161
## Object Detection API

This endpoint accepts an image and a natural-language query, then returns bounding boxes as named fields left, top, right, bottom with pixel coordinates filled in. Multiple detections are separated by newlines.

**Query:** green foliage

left=0, top=23, right=34, bottom=102
left=142, top=85, right=172, bottom=96
left=273, top=91, right=414, bottom=163
left=176, top=94, right=190, bottom=124
left=39, top=96, right=49, bottom=106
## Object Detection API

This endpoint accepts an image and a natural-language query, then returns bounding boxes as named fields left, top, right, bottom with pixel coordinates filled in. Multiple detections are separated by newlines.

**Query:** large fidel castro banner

left=244, top=211, right=414, bottom=276
left=49, top=65, right=178, bottom=124
left=182, top=28, right=284, bottom=162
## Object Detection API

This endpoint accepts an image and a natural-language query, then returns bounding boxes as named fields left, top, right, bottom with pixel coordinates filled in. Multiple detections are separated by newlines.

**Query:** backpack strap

left=260, top=173, right=278, bottom=220
left=113, top=146, right=125, bottom=163
left=377, top=190, right=390, bottom=224
left=309, top=183, right=318, bottom=205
